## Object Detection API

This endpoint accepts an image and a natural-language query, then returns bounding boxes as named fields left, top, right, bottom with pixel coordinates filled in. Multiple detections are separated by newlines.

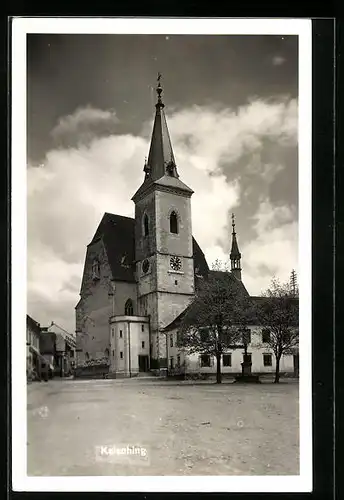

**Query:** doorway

left=293, top=354, right=299, bottom=378
left=138, top=355, right=149, bottom=372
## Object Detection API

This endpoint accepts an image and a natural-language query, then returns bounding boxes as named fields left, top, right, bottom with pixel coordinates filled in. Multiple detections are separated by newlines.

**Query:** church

left=75, top=79, right=296, bottom=378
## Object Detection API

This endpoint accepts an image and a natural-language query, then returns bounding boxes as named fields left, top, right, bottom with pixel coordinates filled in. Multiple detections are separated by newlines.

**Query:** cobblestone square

left=27, top=378, right=299, bottom=476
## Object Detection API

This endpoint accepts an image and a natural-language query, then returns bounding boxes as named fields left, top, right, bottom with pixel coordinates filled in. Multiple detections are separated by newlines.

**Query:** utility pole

left=290, top=269, right=298, bottom=297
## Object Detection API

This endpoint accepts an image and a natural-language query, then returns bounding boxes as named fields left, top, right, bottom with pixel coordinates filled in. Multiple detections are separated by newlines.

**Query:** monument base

left=234, top=374, right=261, bottom=383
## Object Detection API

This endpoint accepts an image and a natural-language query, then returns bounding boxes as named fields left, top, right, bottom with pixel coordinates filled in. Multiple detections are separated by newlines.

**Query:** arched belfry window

left=125, top=299, right=134, bottom=316
left=170, top=211, right=178, bottom=234
left=104, top=348, right=109, bottom=357
left=143, top=214, right=149, bottom=237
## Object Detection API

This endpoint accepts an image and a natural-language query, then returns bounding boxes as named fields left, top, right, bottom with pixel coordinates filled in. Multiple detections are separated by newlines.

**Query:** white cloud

left=51, top=105, right=119, bottom=146
left=272, top=55, right=286, bottom=66
left=27, top=98, right=298, bottom=331
left=241, top=199, right=298, bottom=295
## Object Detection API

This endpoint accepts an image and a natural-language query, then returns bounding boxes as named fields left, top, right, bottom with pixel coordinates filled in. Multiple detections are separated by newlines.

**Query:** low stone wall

left=74, top=364, right=110, bottom=379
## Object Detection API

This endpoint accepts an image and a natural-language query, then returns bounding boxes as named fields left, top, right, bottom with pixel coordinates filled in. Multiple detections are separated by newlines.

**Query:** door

left=138, top=355, right=149, bottom=372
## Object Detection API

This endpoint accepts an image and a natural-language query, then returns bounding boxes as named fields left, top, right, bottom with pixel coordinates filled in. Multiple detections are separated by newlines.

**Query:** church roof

left=209, top=270, right=249, bottom=296
left=230, top=232, right=241, bottom=260
left=132, top=174, right=193, bottom=202
left=89, top=212, right=136, bottom=283
left=88, top=212, right=209, bottom=283
left=147, top=98, right=176, bottom=181
left=132, top=76, right=193, bottom=202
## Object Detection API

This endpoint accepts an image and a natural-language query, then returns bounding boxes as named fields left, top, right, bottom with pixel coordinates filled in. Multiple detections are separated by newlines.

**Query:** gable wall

left=76, top=238, right=137, bottom=363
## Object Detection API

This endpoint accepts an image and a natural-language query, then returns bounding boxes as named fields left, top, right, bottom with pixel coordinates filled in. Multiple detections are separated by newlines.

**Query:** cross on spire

left=231, top=213, right=236, bottom=232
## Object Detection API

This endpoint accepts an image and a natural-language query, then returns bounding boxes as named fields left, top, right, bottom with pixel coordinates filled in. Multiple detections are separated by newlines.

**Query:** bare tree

left=257, top=277, right=299, bottom=383
left=177, top=269, right=254, bottom=384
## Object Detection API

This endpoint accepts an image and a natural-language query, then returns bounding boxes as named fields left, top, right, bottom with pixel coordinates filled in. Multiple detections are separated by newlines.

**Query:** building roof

left=209, top=270, right=249, bottom=296
left=89, top=212, right=136, bottom=283
left=88, top=212, right=209, bottom=283
left=132, top=175, right=194, bottom=202
left=26, top=314, right=41, bottom=334
left=47, top=322, right=76, bottom=348
left=163, top=269, right=250, bottom=332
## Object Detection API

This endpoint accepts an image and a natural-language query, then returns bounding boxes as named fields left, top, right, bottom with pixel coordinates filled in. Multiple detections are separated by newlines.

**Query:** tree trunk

left=274, top=355, right=281, bottom=383
left=216, top=353, right=222, bottom=384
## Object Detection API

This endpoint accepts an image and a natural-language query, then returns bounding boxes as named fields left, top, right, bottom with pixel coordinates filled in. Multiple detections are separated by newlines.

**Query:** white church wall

left=110, top=316, right=149, bottom=376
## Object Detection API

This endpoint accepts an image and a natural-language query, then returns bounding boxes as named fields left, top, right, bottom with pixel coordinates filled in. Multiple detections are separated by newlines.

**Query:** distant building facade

left=164, top=325, right=296, bottom=377
left=46, top=322, right=76, bottom=376
left=26, top=315, right=42, bottom=380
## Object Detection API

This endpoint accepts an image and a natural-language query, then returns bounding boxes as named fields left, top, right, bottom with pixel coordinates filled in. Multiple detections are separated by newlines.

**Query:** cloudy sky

left=27, top=33, right=299, bottom=333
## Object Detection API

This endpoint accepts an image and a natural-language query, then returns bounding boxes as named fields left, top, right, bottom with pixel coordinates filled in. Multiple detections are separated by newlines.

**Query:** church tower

left=132, top=76, right=195, bottom=371
left=230, top=213, right=242, bottom=281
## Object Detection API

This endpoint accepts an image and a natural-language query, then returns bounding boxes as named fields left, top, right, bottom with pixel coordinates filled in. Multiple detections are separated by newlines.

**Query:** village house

left=26, top=314, right=43, bottom=380
left=46, top=322, right=76, bottom=376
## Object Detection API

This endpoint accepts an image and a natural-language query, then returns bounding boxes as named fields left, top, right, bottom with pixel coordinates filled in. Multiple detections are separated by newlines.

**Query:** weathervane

left=231, top=213, right=236, bottom=232
left=156, top=72, right=164, bottom=107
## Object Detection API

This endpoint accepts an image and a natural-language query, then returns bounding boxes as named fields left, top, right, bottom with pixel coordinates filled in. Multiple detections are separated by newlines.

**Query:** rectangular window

left=200, top=354, right=211, bottom=367
left=263, top=354, right=272, bottom=366
left=262, top=329, right=271, bottom=343
left=170, top=357, right=174, bottom=369
left=119, top=330, right=123, bottom=338
left=177, top=354, right=181, bottom=366
left=112, top=350, right=115, bottom=357
left=120, top=351, right=123, bottom=359
left=223, top=354, right=232, bottom=367
left=170, top=335, right=173, bottom=348
left=111, top=329, right=114, bottom=338
left=141, top=325, right=144, bottom=332
left=142, top=341, right=145, bottom=349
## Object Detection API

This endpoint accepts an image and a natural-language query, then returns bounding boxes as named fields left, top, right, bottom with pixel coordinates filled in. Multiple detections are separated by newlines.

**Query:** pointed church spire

left=132, top=75, right=193, bottom=203
left=230, top=213, right=242, bottom=281
left=146, top=73, right=179, bottom=181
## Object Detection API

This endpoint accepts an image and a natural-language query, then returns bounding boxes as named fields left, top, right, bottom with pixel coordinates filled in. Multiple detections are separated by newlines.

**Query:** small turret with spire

left=230, top=213, right=242, bottom=281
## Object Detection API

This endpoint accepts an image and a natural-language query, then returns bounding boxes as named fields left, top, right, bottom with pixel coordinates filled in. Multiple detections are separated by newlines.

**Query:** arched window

left=85, top=352, right=89, bottom=360
left=104, top=348, right=109, bottom=357
left=170, top=211, right=178, bottom=234
left=143, top=214, right=149, bottom=237
left=125, top=299, right=134, bottom=316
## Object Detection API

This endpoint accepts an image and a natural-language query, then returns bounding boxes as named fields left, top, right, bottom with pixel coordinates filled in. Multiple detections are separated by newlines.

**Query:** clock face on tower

left=170, top=256, right=182, bottom=271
